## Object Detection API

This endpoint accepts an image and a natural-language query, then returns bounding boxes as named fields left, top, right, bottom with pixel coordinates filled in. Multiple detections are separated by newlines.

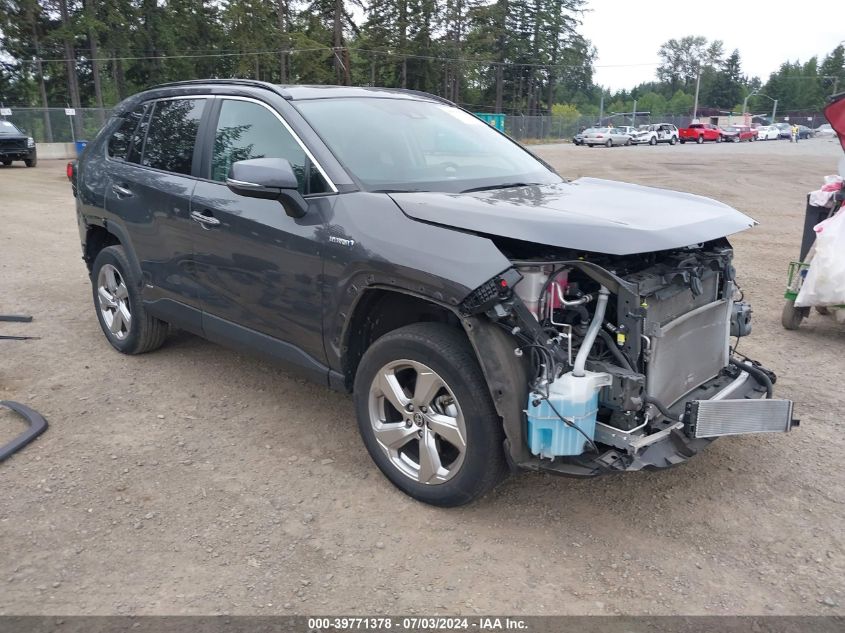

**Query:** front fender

left=321, top=192, right=512, bottom=372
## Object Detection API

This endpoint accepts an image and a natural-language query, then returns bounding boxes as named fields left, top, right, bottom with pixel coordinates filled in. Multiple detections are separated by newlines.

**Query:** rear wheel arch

left=83, top=222, right=143, bottom=284
left=84, top=224, right=121, bottom=272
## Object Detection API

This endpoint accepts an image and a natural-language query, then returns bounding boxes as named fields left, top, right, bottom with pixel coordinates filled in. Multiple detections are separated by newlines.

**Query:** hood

left=389, top=179, right=757, bottom=256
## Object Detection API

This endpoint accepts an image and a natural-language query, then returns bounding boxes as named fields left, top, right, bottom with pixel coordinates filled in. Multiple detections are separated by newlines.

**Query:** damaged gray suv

left=71, top=80, right=796, bottom=506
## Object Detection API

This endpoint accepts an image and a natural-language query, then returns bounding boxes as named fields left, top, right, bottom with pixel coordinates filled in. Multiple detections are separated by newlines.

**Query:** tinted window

left=211, top=99, right=326, bottom=194
left=108, top=105, right=146, bottom=161
left=141, top=99, right=205, bottom=175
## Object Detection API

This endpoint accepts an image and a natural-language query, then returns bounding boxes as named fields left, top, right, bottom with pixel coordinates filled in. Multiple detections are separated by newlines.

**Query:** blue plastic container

left=75, top=140, right=88, bottom=156
left=526, top=371, right=611, bottom=458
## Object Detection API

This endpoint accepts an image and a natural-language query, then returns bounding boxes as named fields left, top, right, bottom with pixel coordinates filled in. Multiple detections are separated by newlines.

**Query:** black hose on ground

left=730, top=359, right=773, bottom=399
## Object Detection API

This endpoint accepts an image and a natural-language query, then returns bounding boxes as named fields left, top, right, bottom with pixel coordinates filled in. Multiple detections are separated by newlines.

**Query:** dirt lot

left=1, top=138, right=844, bottom=616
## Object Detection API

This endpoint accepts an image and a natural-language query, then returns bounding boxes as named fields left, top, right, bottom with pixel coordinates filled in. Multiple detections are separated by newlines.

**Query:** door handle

left=190, top=210, right=221, bottom=227
left=112, top=184, right=133, bottom=197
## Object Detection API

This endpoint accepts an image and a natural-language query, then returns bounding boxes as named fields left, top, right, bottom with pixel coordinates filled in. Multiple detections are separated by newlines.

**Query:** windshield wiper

left=460, top=182, right=539, bottom=194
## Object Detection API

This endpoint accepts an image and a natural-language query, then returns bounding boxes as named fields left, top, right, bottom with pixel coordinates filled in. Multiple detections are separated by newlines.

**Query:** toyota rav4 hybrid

left=70, top=81, right=796, bottom=506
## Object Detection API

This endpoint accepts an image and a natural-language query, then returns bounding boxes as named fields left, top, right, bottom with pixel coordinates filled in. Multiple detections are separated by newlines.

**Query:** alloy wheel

left=97, top=263, right=132, bottom=340
left=367, top=359, right=467, bottom=485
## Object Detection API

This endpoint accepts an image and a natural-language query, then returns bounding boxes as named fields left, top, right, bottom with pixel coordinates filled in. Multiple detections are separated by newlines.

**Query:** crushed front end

left=460, top=238, right=796, bottom=477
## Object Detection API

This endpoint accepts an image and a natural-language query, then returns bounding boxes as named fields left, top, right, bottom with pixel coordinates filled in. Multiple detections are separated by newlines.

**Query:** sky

left=581, top=0, right=844, bottom=91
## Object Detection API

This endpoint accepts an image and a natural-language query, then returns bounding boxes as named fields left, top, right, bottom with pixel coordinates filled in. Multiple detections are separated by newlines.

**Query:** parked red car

left=721, top=125, right=757, bottom=142
left=678, top=123, right=723, bottom=144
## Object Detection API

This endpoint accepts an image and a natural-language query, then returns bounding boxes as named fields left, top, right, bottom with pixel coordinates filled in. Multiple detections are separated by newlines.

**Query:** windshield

left=0, top=121, right=23, bottom=135
left=294, top=97, right=560, bottom=193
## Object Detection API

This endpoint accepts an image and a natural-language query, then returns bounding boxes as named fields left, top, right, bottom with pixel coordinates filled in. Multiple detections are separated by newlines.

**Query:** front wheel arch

left=341, top=289, right=464, bottom=391
left=341, top=288, right=530, bottom=467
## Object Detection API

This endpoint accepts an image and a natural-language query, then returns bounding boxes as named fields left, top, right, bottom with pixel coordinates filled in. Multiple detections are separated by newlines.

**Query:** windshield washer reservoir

left=527, top=371, right=612, bottom=458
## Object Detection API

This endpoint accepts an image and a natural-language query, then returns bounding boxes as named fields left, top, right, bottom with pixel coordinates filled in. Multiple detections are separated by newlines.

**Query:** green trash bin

left=473, top=113, right=506, bottom=132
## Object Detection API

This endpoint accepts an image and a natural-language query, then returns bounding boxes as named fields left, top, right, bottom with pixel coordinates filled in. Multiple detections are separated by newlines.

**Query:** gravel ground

left=1, top=138, right=843, bottom=616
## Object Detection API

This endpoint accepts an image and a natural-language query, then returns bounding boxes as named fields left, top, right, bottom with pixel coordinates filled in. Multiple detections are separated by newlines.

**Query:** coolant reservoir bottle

left=526, top=371, right=611, bottom=458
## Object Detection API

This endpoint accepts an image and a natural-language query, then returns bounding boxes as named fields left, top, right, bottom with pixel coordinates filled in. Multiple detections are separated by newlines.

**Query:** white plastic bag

left=795, top=208, right=845, bottom=307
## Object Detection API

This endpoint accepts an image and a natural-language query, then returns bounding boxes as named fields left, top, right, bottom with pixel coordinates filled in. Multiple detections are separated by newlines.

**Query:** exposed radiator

left=646, top=299, right=730, bottom=406
left=687, top=398, right=795, bottom=438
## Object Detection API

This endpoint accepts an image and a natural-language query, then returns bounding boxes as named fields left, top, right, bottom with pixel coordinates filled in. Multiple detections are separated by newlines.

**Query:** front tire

left=696, top=135, right=704, bottom=144
left=605, top=139, right=612, bottom=148
left=24, top=157, right=36, bottom=167
left=669, top=136, right=677, bottom=145
left=91, top=246, right=168, bottom=354
left=649, top=137, right=657, bottom=146
left=353, top=323, right=507, bottom=507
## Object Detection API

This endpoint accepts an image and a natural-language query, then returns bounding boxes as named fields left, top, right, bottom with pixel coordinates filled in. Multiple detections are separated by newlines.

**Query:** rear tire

left=669, top=136, right=677, bottom=145
left=353, top=323, right=508, bottom=507
left=605, top=139, right=612, bottom=148
left=781, top=300, right=805, bottom=330
left=717, top=135, right=722, bottom=143
left=696, top=135, right=704, bottom=144
left=649, top=137, right=656, bottom=146
left=91, top=246, right=169, bottom=354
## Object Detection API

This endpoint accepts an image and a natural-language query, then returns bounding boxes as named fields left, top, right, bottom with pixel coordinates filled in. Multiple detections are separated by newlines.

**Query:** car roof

left=150, top=79, right=449, bottom=103
left=112, top=79, right=454, bottom=117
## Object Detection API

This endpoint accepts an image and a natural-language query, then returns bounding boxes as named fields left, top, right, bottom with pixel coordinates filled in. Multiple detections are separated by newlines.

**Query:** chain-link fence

left=504, top=114, right=691, bottom=142
left=1, top=107, right=112, bottom=143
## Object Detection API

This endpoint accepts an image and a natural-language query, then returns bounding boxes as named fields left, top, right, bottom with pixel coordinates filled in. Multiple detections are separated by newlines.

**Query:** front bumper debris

left=519, top=364, right=796, bottom=478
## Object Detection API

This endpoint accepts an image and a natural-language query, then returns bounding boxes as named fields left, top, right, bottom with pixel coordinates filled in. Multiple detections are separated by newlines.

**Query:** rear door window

left=141, top=98, right=206, bottom=175
left=108, top=104, right=147, bottom=161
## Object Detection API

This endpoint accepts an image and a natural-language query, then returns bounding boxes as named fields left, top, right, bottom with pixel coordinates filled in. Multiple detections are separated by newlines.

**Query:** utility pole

left=741, top=90, right=758, bottom=124
left=692, top=69, right=701, bottom=120
left=598, top=92, right=604, bottom=125
left=632, top=99, right=637, bottom=127
left=771, top=99, right=778, bottom=124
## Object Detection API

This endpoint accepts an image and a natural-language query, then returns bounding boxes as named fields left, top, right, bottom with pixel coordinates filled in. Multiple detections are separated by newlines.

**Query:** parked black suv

left=72, top=80, right=794, bottom=506
left=0, top=120, right=37, bottom=167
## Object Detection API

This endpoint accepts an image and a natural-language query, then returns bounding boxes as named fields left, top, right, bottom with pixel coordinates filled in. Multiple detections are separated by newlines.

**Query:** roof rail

left=400, top=89, right=454, bottom=106
left=148, top=79, right=293, bottom=99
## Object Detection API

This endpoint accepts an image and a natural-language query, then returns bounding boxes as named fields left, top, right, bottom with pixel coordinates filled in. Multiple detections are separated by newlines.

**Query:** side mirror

left=226, top=157, right=308, bottom=219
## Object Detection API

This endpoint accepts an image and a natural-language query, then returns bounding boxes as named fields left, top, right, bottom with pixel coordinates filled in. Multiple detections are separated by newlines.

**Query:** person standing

left=791, top=123, right=799, bottom=143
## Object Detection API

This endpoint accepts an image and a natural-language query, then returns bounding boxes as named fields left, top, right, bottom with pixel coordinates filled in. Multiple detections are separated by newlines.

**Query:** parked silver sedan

left=584, top=127, right=632, bottom=147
